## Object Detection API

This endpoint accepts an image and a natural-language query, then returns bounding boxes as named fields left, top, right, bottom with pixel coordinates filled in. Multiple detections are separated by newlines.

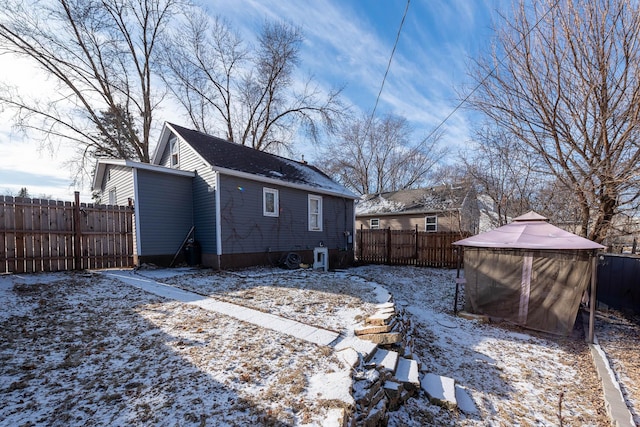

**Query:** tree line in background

left=1, top=0, right=640, bottom=246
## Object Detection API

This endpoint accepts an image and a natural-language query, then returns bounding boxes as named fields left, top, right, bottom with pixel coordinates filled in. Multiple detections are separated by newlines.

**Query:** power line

left=421, top=0, right=560, bottom=144
left=370, top=0, right=411, bottom=121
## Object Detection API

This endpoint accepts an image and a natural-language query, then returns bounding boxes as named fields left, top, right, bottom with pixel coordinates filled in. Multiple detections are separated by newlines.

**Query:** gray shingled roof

left=356, top=185, right=471, bottom=216
left=168, top=123, right=355, bottom=198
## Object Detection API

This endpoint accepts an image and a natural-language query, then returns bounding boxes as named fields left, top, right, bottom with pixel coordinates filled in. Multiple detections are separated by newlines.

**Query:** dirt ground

left=1, top=266, right=637, bottom=426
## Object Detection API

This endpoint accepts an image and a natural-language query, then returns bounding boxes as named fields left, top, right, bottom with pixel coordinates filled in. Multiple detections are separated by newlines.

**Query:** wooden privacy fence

left=0, top=192, right=134, bottom=273
left=357, top=227, right=469, bottom=268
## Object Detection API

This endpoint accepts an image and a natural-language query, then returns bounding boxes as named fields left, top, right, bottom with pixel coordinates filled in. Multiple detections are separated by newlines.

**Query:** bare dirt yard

left=1, top=265, right=635, bottom=426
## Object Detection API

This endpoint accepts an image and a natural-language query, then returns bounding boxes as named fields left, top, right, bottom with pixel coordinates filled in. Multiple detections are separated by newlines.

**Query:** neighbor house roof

left=91, top=158, right=196, bottom=191
left=453, top=211, right=605, bottom=250
left=356, top=185, right=471, bottom=217
left=154, top=123, right=357, bottom=199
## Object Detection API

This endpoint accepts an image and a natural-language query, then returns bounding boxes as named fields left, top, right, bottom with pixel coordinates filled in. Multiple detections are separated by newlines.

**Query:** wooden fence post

left=359, top=223, right=364, bottom=260
left=414, top=224, right=419, bottom=261
left=386, top=227, right=391, bottom=264
left=73, top=191, right=81, bottom=270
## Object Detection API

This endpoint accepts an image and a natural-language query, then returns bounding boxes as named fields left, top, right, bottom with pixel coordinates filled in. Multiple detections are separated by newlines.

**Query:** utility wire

left=421, top=0, right=560, bottom=144
left=370, top=0, right=411, bottom=122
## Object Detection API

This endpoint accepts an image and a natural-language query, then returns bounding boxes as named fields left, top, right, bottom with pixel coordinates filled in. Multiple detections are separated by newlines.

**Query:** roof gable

left=161, top=123, right=356, bottom=198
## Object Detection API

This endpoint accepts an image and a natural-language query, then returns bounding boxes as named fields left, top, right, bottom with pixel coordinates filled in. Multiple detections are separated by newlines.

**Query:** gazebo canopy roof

left=453, top=211, right=605, bottom=250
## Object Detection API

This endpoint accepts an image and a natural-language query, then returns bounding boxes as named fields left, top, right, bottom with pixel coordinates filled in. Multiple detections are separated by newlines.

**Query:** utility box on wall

left=313, top=247, right=328, bottom=271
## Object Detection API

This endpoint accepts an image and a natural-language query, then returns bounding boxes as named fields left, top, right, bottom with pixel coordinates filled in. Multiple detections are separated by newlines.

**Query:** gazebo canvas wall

left=454, top=212, right=604, bottom=336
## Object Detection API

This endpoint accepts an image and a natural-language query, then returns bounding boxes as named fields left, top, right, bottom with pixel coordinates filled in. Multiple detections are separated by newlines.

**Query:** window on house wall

left=263, top=187, right=279, bottom=217
left=170, top=135, right=179, bottom=168
left=370, top=218, right=380, bottom=229
left=308, top=195, right=323, bottom=231
left=425, top=215, right=437, bottom=232
left=108, top=188, right=116, bottom=205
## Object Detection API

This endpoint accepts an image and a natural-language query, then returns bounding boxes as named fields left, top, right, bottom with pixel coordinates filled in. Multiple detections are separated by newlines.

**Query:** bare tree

left=318, top=114, right=446, bottom=195
left=160, top=10, right=345, bottom=153
left=468, top=0, right=640, bottom=243
left=0, top=0, right=180, bottom=179
left=461, top=126, right=540, bottom=225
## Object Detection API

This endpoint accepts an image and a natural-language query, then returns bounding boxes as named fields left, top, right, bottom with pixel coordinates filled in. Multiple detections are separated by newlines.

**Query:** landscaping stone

left=455, top=384, right=479, bottom=415
left=334, top=336, right=378, bottom=361
left=375, top=302, right=395, bottom=310
left=377, top=306, right=396, bottom=315
left=354, top=322, right=395, bottom=336
left=354, top=378, right=382, bottom=407
left=421, top=373, right=457, bottom=410
left=395, top=357, right=420, bottom=388
left=365, top=311, right=395, bottom=326
left=358, top=332, right=402, bottom=345
left=335, top=347, right=360, bottom=369
left=368, top=348, right=399, bottom=373
left=458, top=311, right=490, bottom=323
left=383, top=380, right=403, bottom=411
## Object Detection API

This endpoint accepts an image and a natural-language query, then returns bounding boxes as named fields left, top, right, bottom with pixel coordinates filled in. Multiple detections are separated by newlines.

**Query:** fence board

left=0, top=193, right=133, bottom=273
left=357, top=228, right=468, bottom=268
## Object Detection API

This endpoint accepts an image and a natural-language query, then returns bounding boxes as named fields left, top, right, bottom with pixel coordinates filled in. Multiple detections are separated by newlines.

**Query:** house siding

left=160, top=129, right=218, bottom=258
left=98, top=165, right=134, bottom=205
left=136, top=169, right=193, bottom=256
left=356, top=212, right=462, bottom=232
left=218, top=174, right=354, bottom=257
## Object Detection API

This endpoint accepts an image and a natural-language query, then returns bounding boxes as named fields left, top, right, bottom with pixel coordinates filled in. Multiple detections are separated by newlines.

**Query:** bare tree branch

left=317, top=114, right=446, bottom=196
left=468, top=0, right=640, bottom=243
left=159, top=12, right=346, bottom=153
left=0, top=0, right=180, bottom=182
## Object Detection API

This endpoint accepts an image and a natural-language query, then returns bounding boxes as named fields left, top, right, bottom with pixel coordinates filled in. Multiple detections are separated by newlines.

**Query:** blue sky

left=0, top=0, right=507, bottom=201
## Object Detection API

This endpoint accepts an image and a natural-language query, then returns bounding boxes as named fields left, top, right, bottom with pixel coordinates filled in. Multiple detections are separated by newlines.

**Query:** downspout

left=214, top=171, right=222, bottom=268
left=132, top=168, right=142, bottom=263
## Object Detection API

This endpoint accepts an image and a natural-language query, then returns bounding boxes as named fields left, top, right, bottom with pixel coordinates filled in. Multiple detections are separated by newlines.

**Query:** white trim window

left=370, top=218, right=380, bottom=229
left=425, top=215, right=437, bottom=232
left=308, top=195, right=323, bottom=231
left=170, top=136, right=179, bottom=168
left=263, top=187, right=279, bottom=217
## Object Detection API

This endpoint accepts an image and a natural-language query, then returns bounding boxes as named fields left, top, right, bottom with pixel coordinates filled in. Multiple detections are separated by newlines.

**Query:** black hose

left=282, top=252, right=301, bottom=269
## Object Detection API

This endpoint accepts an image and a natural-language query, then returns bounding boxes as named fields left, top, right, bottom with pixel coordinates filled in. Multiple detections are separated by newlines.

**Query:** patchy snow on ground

left=0, top=265, right=632, bottom=426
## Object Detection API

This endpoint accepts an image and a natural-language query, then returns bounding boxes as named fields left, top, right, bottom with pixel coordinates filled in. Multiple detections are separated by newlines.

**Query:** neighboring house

left=355, top=184, right=480, bottom=233
left=92, top=122, right=357, bottom=269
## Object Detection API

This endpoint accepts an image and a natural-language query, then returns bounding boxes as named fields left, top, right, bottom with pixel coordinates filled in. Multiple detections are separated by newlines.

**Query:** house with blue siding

left=92, top=122, right=357, bottom=269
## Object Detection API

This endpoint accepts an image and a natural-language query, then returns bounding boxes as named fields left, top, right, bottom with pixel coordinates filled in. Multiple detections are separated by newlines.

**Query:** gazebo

left=453, top=212, right=605, bottom=335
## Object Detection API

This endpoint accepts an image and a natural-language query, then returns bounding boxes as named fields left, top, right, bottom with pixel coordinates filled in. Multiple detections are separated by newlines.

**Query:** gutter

left=211, top=166, right=357, bottom=200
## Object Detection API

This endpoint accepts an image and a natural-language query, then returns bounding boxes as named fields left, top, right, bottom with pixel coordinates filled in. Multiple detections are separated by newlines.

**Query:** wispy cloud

left=164, top=0, right=501, bottom=144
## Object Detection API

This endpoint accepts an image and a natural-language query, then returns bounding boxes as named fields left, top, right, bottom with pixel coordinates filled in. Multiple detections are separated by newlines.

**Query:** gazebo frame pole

left=588, top=251, right=597, bottom=344
left=454, top=247, right=461, bottom=314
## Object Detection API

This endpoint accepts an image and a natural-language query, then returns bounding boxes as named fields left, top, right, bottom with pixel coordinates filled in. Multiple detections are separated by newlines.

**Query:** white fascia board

left=150, top=122, right=172, bottom=164
left=125, top=160, right=195, bottom=177
left=211, top=166, right=357, bottom=200
left=163, top=123, right=213, bottom=169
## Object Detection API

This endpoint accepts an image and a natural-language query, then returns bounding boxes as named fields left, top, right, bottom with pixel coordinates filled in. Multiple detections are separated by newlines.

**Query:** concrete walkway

left=102, top=270, right=340, bottom=347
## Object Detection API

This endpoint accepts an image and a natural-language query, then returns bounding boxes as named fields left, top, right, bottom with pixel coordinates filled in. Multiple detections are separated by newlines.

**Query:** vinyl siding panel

left=98, top=165, right=134, bottom=205
left=218, top=175, right=354, bottom=255
left=167, top=131, right=217, bottom=255
left=356, top=212, right=462, bottom=232
left=136, top=169, right=193, bottom=256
